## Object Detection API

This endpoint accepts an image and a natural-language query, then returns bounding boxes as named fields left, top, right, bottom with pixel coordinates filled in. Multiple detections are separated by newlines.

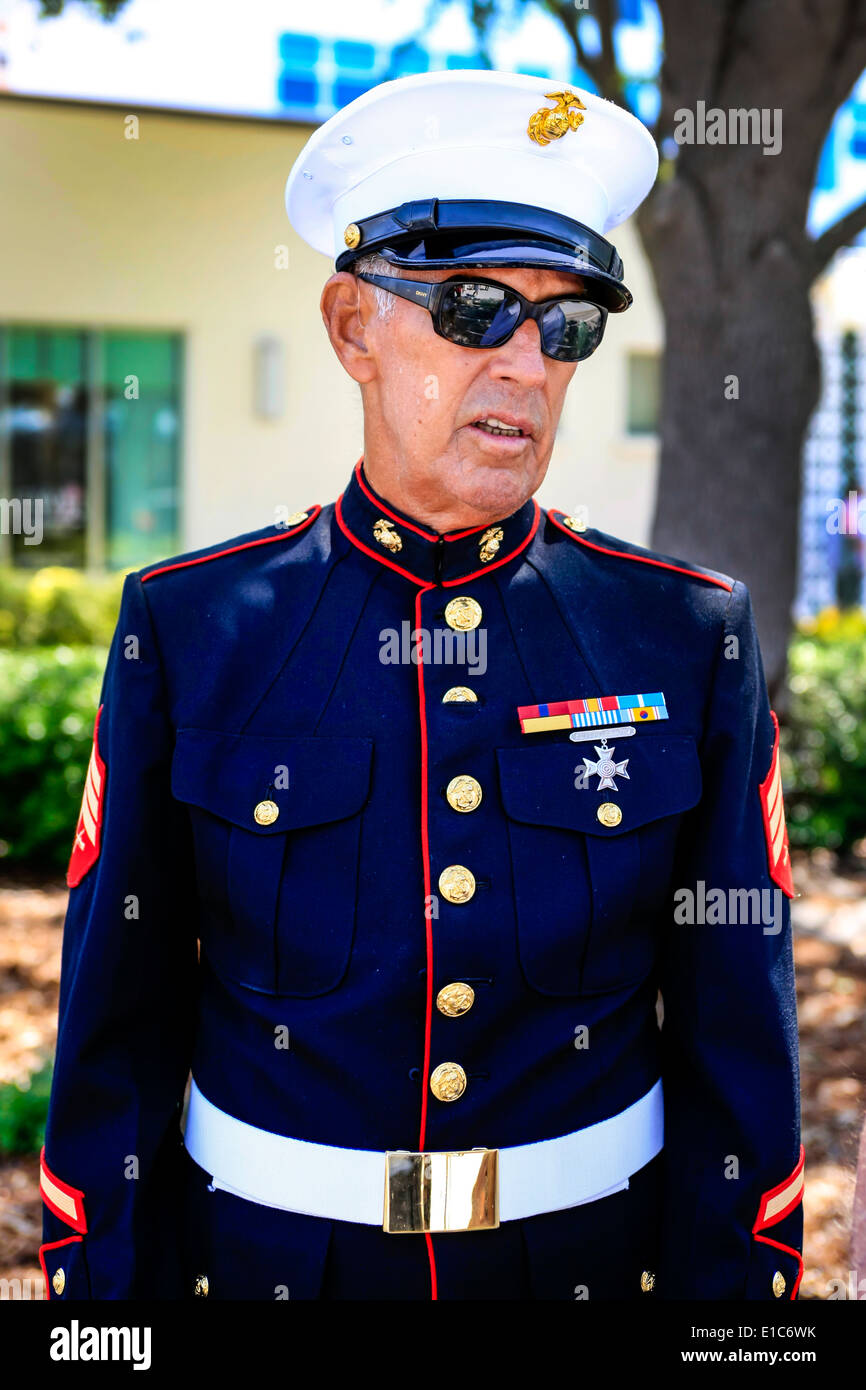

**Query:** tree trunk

left=638, top=178, right=820, bottom=703
left=633, top=0, right=866, bottom=699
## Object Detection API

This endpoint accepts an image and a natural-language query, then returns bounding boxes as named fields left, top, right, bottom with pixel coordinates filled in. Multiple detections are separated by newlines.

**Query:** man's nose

left=487, top=318, right=548, bottom=384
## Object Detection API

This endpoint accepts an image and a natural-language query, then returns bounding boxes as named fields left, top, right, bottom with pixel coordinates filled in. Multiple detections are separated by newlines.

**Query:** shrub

left=782, top=607, right=866, bottom=852
left=0, top=566, right=123, bottom=649
left=0, top=645, right=107, bottom=867
left=0, top=1059, right=53, bottom=1157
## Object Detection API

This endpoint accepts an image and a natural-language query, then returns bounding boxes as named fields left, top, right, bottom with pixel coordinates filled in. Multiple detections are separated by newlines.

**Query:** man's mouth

left=469, top=415, right=530, bottom=438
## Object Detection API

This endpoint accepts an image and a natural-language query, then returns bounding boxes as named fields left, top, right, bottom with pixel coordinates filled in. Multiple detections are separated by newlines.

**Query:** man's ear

left=320, top=272, right=377, bottom=384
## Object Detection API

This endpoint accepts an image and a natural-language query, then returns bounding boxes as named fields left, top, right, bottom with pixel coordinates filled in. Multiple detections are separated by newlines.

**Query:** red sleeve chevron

left=66, top=704, right=106, bottom=889
left=758, top=710, right=794, bottom=899
left=39, top=1146, right=88, bottom=1233
left=751, top=1145, right=805, bottom=1300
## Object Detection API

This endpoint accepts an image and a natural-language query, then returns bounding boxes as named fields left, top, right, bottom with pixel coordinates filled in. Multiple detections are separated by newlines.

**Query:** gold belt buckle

left=383, top=1147, right=499, bottom=1233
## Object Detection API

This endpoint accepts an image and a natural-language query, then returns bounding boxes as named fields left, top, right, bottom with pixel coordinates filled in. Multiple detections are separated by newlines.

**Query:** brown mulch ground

left=0, top=853, right=864, bottom=1300
left=0, top=875, right=65, bottom=1299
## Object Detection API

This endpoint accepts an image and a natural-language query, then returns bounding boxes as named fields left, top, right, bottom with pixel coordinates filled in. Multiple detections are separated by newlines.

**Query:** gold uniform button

left=429, top=1062, right=467, bottom=1101
left=444, top=596, right=482, bottom=631
left=596, top=802, right=622, bottom=828
left=563, top=514, right=587, bottom=533
left=254, top=799, right=279, bottom=826
left=442, top=686, right=478, bottom=703
left=772, top=1270, right=786, bottom=1298
left=194, top=1274, right=209, bottom=1298
left=284, top=509, right=308, bottom=526
left=640, top=1270, right=656, bottom=1293
left=52, top=1267, right=66, bottom=1296
left=445, top=775, right=483, bottom=813
left=344, top=221, right=362, bottom=249
left=436, top=982, right=475, bottom=1017
left=438, top=865, right=476, bottom=904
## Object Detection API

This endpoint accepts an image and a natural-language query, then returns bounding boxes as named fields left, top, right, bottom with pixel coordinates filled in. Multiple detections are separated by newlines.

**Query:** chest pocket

left=496, top=735, right=702, bottom=996
left=172, top=728, right=373, bottom=996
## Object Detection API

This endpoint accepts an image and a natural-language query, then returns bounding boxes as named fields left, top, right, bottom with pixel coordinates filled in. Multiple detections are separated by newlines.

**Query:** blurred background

left=0, top=0, right=865, bottom=1300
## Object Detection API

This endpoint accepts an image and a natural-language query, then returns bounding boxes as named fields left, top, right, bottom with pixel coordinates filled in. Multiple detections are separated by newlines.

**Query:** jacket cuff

left=39, top=1148, right=92, bottom=1299
left=746, top=1145, right=805, bottom=1300
left=39, top=1233, right=91, bottom=1300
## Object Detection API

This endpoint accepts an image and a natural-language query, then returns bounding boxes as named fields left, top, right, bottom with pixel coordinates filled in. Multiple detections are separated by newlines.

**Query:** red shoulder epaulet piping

left=547, top=508, right=733, bottom=593
left=140, top=506, right=320, bottom=583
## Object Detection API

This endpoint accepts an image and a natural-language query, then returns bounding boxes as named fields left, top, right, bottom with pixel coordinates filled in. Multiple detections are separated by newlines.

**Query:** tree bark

left=634, top=0, right=866, bottom=699
left=637, top=167, right=820, bottom=703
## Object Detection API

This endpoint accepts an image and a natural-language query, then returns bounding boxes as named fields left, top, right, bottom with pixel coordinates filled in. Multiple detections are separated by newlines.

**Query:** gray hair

left=352, top=252, right=402, bottom=320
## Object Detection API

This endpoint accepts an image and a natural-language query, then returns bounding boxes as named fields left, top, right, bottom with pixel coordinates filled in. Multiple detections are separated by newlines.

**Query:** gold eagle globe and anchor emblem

left=478, top=526, right=504, bottom=563
left=527, top=90, right=588, bottom=146
left=372, top=517, right=403, bottom=553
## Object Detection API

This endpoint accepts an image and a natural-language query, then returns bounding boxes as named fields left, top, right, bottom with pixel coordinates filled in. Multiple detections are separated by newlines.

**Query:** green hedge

left=0, top=645, right=107, bottom=867
left=783, top=608, right=866, bottom=852
left=0, top=566, right=123, bottom=648
left=0, top=1060, right=53, bottom=1157
left=0, top=567, right=122, bottom=867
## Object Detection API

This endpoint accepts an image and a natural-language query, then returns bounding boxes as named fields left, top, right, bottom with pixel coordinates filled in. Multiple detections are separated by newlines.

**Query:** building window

left=0, top=326, right=183, bottom=570
left=334, top=40, right=376, bottom=71
left=626, top=350, right=661, bottom=435
left=387, top=41, right=429, bottom=78
left=851, top=101, right=866, bottom=159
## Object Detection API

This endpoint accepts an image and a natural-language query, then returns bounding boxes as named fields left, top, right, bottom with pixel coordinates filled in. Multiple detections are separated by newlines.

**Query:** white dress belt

left=183, top=1077, right=664, bottom=1227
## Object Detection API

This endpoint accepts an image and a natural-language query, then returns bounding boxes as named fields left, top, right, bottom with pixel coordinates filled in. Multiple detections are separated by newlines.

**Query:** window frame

left=0, top=322, right=184, bottom=571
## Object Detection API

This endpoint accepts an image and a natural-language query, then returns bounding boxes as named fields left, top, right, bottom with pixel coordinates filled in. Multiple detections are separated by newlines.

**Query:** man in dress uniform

left=39, top=69, right=803, bottom=1302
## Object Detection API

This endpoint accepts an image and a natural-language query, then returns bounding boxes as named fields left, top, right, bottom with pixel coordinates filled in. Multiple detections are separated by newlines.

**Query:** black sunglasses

left=355, top=272, right=608, bottom=363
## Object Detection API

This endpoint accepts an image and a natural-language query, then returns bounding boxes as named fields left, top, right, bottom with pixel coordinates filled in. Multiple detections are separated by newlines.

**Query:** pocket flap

left=172, top=728, right=373, bottom=833
left=496, top=734, right=702, bottom=835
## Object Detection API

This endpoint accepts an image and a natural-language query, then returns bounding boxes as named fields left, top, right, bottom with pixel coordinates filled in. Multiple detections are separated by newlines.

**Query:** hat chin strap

left=334, top=201, right=631, bottom=313
left=334, top=197, right=623, bottom=276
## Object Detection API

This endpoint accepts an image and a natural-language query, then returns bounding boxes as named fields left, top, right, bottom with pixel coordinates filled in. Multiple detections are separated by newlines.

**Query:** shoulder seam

left=132, top=569, right=174, bottom=718
left=140, top=506, right=321, bottom=584
left=547, top=508, right=734, bottom=593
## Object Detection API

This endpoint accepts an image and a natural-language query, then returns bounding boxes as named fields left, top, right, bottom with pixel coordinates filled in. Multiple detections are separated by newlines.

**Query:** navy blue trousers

left=178, top=1148, right=663, bottom=1301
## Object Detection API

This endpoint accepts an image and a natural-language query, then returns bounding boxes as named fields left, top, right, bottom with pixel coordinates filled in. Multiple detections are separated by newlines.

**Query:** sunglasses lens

left=438, top=281, right=521, bottom=347
left=540, top=301, right=606, bottom=362
left=436, top=280, right=606, bottom=362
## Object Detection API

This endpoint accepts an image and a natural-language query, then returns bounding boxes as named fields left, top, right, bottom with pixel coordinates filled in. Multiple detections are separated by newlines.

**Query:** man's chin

left=447, top=447, right=545, bottom=519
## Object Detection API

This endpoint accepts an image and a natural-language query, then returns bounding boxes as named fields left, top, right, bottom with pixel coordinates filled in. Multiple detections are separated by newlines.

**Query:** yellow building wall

left=0, top=95, right=662, bottom=556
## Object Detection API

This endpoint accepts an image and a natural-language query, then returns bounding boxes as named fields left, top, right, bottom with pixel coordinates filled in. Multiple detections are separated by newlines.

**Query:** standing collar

left=335, top=459, right=540, bottom=586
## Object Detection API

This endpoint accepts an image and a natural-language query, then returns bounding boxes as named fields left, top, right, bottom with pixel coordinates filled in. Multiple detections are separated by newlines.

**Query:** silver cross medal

left=583, top=737, right=629, bottom=792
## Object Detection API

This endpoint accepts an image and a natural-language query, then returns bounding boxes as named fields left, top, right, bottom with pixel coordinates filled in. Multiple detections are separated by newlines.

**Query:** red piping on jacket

left=336, top=495, right=431, bottom=585
left=443, top=521, right=496, bottom=541
left=38, top=1235, right=84, bottom=1300
left=759, top=710, right=796, bottom=899
left=140, top=506, right=321, bottom=582
left=752, top=1144, right=805, bottom=1230
left=353, top=458, right=493, bottom=542
left=354, top=461, right=440, bottom=540
left=65, top=706, right=106, bottom=890
left=414, top=582, right=438, bottom=1301
left=752, top=1233, right=804, bottom=1299
left=337, top=492, right=540, bottom=585
left=547, top=509, right=734, bottom=593
left=39, top=1147, right=87, bottom=1234
left=443, top=502, right=540, bottom=586
left=751, top=1144, right=806, bottom=1300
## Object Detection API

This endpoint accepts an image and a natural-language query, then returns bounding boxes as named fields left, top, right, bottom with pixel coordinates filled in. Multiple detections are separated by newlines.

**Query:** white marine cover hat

left=285, top=68, right=658, bottom=311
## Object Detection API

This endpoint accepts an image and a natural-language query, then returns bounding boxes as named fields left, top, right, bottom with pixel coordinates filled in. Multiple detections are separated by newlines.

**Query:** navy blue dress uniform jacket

left=40, top=461, right=803, bottom=1301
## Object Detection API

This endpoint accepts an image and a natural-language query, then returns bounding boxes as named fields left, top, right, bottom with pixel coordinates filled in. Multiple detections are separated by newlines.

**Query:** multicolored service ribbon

left=518, top=691, right=668, bottom=735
